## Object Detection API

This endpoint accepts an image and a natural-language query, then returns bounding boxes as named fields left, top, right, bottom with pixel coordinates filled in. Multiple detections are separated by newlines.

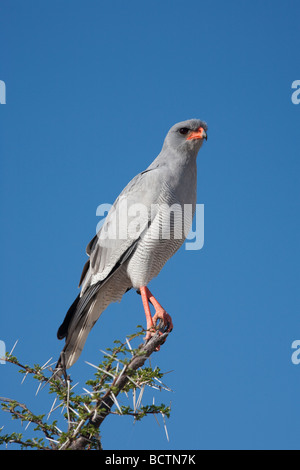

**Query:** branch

left=68, top=328, right=169, bottom=450
left=0, top=323, right=171, bottom=450
left=0, top=397, right=57, bottom=450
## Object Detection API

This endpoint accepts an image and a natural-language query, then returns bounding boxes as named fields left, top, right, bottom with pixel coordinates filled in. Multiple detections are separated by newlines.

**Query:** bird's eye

left=178, top=127, right=190, bottom=135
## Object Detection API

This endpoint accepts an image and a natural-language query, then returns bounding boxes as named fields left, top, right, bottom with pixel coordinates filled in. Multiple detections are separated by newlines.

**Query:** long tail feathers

left=55, top=243, right=138, bottom=372
left=56, top=284, right=102, bottom=371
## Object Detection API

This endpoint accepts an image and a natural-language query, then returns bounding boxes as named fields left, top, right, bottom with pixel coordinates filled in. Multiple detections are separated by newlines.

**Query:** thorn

left=133, top=388, right=136, bottom=414
left=146, top=383, right=160, bottom=391
left=47, top=397, right=58, bottom=420
left=117, top=364, right=127, bottom=380
left=99, top=400, right=111, bottom=410
left=73, top=419, right=85, bottom=437
left=48, top=402, right=63, bottom=418
left=41, top=357, right=53, bottom=370
left=153, top=412, right=160, bottom=427
left=151, top=396, right=161, bottom=427
left=126, top=375, right=140, bottom=389
left=68, top=406, right=79, bottom=417
left=82, top=387, right=94, bottom=397
left=84, top=403, right=91, bottom=413
left=25, top=421, right=31, bottom=431
left=21, top=372, right=29, bottom=385
left=9, top=340, right=19, bottom=356
left=66, top=378, right=71, bottom=429
left=70, top=382, right=79, bottom=391
left=110, top=392, right=122, bottom=414
left=59, top=439, right=70, bottom=451
left=45, top=361, right=57, bottom=370
left=161, top=412, right=169, bottom=442
left=154, top=377, right=173, bottom=392
left=125, top=337, right=134, bottom=355
left=99, top=349, right=121, bottom=363
left=46, top=437, right=59, bottom=444
left=41, top=367, right=63, bottom=391
left=136, top=385, right=145, bottom=409
left=85, top=361, right=116, bottom=379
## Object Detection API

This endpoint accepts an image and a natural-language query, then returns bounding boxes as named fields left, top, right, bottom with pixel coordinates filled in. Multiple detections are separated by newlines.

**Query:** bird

left=56, top=118, right=207, bottom=371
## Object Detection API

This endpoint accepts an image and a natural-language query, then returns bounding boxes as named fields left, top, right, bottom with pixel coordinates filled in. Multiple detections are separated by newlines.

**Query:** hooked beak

left=187, top=126, right=207, bottom=141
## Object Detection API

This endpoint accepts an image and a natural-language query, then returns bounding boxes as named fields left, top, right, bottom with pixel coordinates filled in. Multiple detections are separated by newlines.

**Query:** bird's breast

left=126, top=181, right=195, bottom=288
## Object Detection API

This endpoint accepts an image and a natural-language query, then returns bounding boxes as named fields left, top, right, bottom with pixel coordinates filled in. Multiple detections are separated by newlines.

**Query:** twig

left=67, top=324, right=170, bottom=450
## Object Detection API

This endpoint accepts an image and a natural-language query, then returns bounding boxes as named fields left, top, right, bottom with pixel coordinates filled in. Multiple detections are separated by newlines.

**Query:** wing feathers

left=57, top=239, right=139, bottom=346
left=78, top=259, right=90, bottom=287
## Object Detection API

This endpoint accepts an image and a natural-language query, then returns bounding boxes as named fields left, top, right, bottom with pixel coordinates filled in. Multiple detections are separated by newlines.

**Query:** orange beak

left=187, top=126, right=207, bottom=141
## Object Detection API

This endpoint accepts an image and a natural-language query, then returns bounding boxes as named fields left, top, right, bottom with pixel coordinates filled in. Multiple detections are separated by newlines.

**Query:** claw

left=140, top=286, right=173, bottom=350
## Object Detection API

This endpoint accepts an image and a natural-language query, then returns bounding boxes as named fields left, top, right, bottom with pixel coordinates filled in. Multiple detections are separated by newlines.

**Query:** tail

left=56, top=282, right=103, bottom=371
left=55, top=239, right=138, bottom=373
left=55, top=266, right=131, bottom=371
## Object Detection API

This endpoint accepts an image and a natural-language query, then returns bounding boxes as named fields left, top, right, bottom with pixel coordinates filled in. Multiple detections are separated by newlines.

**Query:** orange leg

left=139, top=286, right=173, bottom=344
left=140, top=286, right=155, bottom=339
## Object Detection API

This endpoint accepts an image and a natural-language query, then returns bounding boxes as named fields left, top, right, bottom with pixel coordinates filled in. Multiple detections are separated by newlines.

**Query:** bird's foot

left=153, top=308, right=173, bottom=335
left=145, top=308, right=173, bottom=350
left=140, top=286, right=173, bottom=350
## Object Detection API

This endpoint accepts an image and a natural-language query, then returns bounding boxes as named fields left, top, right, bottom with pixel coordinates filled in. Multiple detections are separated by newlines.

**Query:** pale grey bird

left=56, top=119, right=207, bottom=370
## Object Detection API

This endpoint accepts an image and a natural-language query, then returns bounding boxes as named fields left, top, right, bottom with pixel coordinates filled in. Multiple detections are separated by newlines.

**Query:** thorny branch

left=68, top=327, right=169, bottom=450
left=0, top=397, right=58, bottom=450
left=0, top=324, right=172, bottom=450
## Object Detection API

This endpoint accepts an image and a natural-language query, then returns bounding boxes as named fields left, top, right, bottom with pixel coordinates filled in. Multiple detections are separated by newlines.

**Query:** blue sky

left=0, top=0, right=300, bottom=450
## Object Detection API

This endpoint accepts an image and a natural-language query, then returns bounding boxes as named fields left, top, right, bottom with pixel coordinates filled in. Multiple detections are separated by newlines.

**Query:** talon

left=158, top=320, right=170, bottom=334
left=144, top=326, right=156, bottom=342
left=153, top=310, right=173, bottom=334
left=140, top=286, right=173, bottom=349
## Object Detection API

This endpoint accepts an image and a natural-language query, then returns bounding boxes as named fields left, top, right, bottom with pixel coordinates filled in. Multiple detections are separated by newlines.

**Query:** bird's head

left=163, top=119, right=208, bottom=157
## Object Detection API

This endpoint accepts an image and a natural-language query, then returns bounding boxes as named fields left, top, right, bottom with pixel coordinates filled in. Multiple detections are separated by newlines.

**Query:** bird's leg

left=144, top=287, right=173, bottom=335
left=140, top=286, right=155, bottom=340
left=140, top=286, right=173, bottom=344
